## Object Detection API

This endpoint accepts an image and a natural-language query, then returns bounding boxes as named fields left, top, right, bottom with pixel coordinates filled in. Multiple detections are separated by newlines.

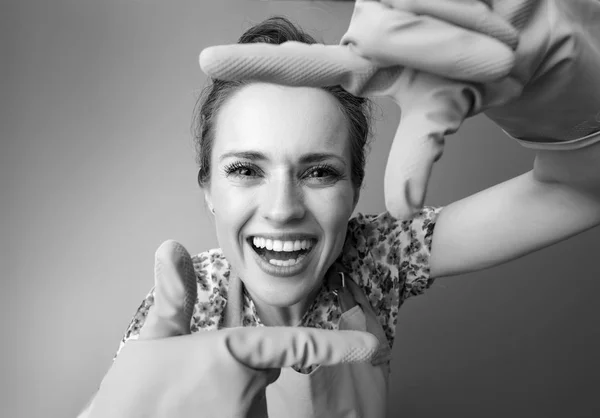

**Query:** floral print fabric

left=116, top=207, right=441, bottom=358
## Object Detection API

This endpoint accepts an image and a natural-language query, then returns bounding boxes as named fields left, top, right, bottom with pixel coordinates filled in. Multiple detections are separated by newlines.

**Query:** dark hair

left=193, top=16, right=372, bottom=194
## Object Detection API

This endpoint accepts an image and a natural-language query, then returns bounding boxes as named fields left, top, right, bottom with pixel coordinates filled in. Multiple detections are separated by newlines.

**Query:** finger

left=383, top=71, right=476, bottom=218
left=380, top=0, right=519, bottom=49
left=226, top=327, right=379, bottom=370
left=493, top=0, right=540, bottom=31
left=342, top=1, right=515, bottom=82
left=139, top=240, right=197, bottom=339
left=199, top=41, right=380, bottom=93
left=384, top=132, right=440, bottom=219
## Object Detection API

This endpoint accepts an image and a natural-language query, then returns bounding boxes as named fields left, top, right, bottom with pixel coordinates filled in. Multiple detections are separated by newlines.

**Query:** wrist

left=533, top=145, right=600, bottom=195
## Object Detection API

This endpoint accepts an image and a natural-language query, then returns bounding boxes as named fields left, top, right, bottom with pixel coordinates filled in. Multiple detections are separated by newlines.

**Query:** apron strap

left=327, top=263, right=393, bottom=366
left=327, top=267, right=358, bottom=313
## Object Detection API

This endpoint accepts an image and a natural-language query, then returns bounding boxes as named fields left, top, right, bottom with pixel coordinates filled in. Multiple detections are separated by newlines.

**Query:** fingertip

left=338, top=331, right=380, bottom=364
left=385, top=189, right=421, bottom=220
left=155, top=239, right=177, bottom=259
left=198, top=46, right=218, bottom=73
left=384, top=170, right=426, bottom=219
left=155, top=239, right=191, bottom=262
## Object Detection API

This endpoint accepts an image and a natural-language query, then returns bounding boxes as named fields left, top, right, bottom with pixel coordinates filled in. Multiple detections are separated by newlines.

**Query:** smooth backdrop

left=2, top=1, right=599, bottom=417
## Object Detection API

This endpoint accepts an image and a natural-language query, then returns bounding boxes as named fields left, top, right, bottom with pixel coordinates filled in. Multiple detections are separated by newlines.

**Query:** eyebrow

left=219, top=151, right=347, bottom=166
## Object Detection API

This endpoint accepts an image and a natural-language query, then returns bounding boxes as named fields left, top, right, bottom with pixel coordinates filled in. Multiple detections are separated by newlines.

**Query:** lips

left=247, top=235, right=318, bottom=271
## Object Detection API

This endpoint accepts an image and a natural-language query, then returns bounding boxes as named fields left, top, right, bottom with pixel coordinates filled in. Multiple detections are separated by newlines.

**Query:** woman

left=88, top=16, right=600, bottom=418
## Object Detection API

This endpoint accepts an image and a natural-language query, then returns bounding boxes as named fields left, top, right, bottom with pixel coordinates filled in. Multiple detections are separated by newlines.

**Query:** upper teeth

left=252, top=237, right=314, bottom=252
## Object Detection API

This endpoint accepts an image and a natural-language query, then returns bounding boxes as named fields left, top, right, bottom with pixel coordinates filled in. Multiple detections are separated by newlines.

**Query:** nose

left=260, top=173, right=306, bottom=224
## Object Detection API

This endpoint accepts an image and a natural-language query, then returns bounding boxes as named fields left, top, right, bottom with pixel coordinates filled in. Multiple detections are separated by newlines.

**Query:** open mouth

left=248, top=236, right=317, bottom=267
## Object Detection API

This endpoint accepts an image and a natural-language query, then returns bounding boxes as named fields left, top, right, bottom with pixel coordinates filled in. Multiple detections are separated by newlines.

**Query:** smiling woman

left=109, top=16, right=441, bottom=417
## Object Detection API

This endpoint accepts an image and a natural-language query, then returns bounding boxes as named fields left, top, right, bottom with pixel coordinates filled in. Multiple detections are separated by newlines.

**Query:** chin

left=246, top=273, right=318, bottom=308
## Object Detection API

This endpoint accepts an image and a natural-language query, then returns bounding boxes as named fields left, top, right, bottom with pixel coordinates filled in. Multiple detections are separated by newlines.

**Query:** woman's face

left=205, top=83, right=357, bottom=308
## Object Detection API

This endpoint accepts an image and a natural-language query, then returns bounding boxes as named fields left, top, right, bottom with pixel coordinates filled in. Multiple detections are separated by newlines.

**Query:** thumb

left=226, top=327, right=379, bottom=370
left=138, top=240, right=197, bottom=339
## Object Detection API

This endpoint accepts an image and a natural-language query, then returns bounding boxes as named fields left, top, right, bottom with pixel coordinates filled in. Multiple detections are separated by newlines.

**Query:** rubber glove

left=199, top=0, right=520, bottom=218
left=380, top=0, right=600, bottom=193
left=79, top=240, right=379, bottom=418
left=384, top=0, right=600, bottom=149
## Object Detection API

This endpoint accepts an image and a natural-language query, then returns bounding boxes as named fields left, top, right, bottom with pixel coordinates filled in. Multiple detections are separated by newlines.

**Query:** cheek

left=211, top=176, right=256, bottom=213
left=208, top=182, right=254, bottom=248
left=308, top=185, right=355, bottom=241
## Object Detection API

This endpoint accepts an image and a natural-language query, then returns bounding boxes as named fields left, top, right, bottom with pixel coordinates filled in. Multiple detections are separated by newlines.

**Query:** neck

left=246, top=285, right=321, bottom=327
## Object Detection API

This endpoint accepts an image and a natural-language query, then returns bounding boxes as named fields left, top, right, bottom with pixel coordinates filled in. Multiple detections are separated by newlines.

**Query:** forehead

left=213, top=83, right=350, bottom=160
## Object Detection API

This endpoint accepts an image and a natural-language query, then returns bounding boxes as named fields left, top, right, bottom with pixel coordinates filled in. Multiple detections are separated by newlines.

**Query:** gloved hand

left=199, top=0, right=600, bottom=217
left=199, top=0, right=521, bottom=218
left=387, top=0, right=600, bottom=190
left=80, top=240, right=379, bottom=418
left=386, top=0, right=600, bottom=146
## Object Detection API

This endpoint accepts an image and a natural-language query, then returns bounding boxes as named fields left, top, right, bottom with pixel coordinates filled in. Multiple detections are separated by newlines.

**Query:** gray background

left=2, top=0, right=599, bottom=417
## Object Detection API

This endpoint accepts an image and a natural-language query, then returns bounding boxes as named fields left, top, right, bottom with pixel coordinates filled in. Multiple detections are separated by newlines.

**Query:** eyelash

left=222, top=162, right=342, bottom=182
left=223, top=161, right=260, bottom=177
left=305, top=164, right=341, bottom=180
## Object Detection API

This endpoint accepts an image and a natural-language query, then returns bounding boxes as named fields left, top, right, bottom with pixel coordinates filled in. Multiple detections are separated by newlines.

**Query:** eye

left=223, top=161, right=261, bottom=178
left=303, top=164, right=341, bottom=181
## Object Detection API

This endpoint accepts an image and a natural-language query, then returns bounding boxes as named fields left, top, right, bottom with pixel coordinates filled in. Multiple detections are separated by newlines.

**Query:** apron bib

left=223, top=270, right=392, bottom=418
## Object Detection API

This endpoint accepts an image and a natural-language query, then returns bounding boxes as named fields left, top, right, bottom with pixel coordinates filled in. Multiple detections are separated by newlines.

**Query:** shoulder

left=328, top=208, right=440, bottom=347
left=341, top=207, right=441, bottom=273
left=340, top=206, right=442, bottom=307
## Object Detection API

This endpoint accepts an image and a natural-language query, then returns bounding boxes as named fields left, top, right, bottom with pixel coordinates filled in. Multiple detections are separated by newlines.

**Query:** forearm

left=430, top=170, right=600, bottom=278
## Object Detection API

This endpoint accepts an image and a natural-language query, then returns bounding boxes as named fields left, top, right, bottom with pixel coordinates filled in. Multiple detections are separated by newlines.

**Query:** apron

left=223, top=269, right=393, bottom=418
